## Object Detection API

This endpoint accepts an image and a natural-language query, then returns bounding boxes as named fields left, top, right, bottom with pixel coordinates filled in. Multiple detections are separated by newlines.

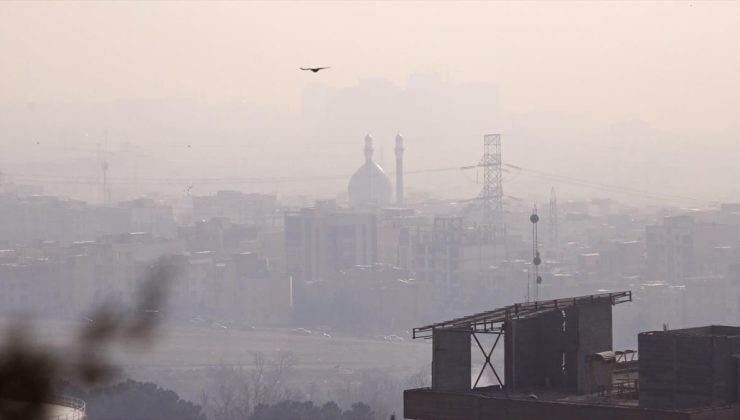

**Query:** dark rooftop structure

left=639, top=325, right=740, bottom=410
left=404, top=291, right=740, bottom=420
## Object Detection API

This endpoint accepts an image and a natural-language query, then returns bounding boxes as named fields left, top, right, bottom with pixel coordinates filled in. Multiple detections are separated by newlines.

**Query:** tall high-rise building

left=285, top=206, right=378, bottom=283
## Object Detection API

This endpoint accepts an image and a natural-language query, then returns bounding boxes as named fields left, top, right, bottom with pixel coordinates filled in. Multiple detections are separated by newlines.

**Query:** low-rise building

left=404, top=291, right=740, bottom=420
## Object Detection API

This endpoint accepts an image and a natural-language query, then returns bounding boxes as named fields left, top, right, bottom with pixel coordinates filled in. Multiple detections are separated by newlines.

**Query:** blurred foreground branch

left=0, top=257, right=177, bottom=420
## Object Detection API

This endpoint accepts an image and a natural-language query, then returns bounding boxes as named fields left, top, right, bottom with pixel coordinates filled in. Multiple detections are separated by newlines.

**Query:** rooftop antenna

left=530, top=205, right=542, bottom=301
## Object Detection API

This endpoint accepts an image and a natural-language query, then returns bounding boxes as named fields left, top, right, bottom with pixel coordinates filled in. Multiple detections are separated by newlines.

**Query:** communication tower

left=530, top=205, right=542, bottom=302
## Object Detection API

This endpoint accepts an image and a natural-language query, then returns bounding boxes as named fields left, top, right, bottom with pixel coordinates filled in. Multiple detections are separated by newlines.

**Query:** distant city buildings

left=191, top=190, right=278, bottom=226
left=646, top=214, right=740, bottom=282
left=1, top=134, right=740, bottom=342
left=0, top=193, right=176, bottom=244
left=285, top=205, right=378, bottom=283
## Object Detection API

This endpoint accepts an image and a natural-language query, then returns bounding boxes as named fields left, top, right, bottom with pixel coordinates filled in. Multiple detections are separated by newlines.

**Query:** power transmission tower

left=479, top=134, right=504, bottom=235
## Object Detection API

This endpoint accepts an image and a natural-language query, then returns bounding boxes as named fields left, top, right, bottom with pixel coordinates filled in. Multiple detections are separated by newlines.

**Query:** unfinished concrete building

left=404, top=291, right=740, bottom=420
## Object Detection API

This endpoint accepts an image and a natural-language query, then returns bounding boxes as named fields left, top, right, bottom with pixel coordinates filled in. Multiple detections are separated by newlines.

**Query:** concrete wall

left=432, top=328, right=471, bottom=392
left=505, top=315, right=541, bottom=389
left=404, top=389, right=740, bottom=420
left=504, top=302, right=612, bottom=392
left=640, top=330, right=740, bottom=409
left=576, top=302, right=613, bottom=393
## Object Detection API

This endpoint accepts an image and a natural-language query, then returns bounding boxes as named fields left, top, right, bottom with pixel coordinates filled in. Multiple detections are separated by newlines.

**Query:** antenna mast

left=530, top=205, right=542, bottom=301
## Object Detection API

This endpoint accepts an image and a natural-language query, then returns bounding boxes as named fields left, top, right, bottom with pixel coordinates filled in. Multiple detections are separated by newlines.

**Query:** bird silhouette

left=300, top=66, right=330, bottom=73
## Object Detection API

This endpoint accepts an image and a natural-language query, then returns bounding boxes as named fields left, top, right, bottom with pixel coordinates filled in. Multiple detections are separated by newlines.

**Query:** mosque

left=347, top=134, right=404, bottom=209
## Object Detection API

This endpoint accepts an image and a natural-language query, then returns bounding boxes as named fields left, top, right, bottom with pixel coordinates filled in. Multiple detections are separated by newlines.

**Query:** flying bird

left=300, top=66, right=330, bottom=73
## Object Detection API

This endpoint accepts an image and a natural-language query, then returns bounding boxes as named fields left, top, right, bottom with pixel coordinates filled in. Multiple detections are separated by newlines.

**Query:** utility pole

left=102, top=160, right=110, bottom=206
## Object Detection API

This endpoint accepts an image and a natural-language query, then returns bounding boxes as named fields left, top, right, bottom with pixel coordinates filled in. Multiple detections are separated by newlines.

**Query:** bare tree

left=201, top=352, right=296, bottom=420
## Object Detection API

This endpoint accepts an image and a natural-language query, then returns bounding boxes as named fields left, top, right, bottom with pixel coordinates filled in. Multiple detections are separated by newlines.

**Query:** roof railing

left=413, top=290, right=631, bottom=339
left=48, top=395, right=86, bottom=420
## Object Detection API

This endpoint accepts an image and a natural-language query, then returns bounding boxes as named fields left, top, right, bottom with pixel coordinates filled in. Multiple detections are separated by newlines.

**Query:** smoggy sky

left=1, top=1, right=738, bottom=133
left=1, top=1, right=739, bottom=206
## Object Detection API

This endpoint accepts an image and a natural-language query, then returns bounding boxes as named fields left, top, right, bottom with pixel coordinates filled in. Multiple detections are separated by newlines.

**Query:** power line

left=6, top=165, right=467, bottom=186
left=5, top=161, right=718, bottom=205
left=504, top=164, right=716, bottom=205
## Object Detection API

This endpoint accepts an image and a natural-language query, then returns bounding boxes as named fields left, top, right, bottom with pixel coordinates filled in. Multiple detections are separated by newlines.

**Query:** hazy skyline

left=2, top=2, right=737, bottom=131
left=2, top=4, right=740, bottom=418
left=0, top=1, right=739, bottom=205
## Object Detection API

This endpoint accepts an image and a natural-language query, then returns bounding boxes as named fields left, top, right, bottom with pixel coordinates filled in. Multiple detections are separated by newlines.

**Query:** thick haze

left=2, top=3, right=740, bottom=418
left=1, top=1, right=739, bottom=204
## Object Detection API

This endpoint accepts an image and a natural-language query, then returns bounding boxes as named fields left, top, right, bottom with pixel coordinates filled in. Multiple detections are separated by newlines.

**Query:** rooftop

left=641, top=325, right=740, bottom=338
left=413, top=290, right=631, bottom=338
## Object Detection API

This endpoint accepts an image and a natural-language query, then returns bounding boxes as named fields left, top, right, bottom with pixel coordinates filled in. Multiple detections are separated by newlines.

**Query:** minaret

left=395, top=133, right=404, bottom=207
left=364, top=134, right=374, bottom=163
